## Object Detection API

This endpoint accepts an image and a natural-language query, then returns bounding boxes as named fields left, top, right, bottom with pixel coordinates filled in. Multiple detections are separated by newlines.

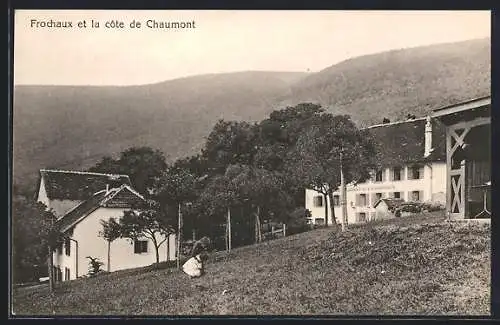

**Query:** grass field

left=12, top=212, right=491, bottom=316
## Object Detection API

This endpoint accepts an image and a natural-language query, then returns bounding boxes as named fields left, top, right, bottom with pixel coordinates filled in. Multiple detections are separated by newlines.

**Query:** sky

left=14, top=10, right=491, bottom=86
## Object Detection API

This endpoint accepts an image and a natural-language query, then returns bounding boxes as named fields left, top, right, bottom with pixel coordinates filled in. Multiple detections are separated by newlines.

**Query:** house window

left=356, top=193, right=367, bottom=207
left=408, top=165, right=424, bottom=180
left=313, top=196, right=323, bottom=207
left=357, top=212, right=367, bottom=223
left=64, top=238, right=71, bottom=256
left=372, top=193, right=383, bottom=206
left=375, top=170, right=385, bottom=182
left=65, top=267, right=70, bottom=281
left=411, top=190, right=423, bottom=202
left=333, top=195, right=340, bottom=206
left=314, top=218, right=325, bottom=226
left=134, top=240, right=148, bottom=254
left=392, top=167, right=402, bottom=181
left=54, top=267, right=62, bottom=282
left=393, top=192, right=402, bottom=199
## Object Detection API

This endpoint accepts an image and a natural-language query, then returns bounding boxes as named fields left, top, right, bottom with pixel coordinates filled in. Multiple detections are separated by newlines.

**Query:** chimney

left=424, top=116, right=433, bottom=157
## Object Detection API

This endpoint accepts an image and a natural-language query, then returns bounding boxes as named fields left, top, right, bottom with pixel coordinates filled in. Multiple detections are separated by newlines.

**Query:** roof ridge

left=100, top=184, right=145, bottom=206
left=59, top=190, right=107, bottom=218
left=364, top=116, right=427, bottom=130
left=432, top=95, right=491, bottom=113
left=40, top=169, right=130, bottom=178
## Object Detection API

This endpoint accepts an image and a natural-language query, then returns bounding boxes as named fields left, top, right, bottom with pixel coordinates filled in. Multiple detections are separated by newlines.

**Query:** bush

left=421, top=201, right=445, bottom=212
left=400, top=202, right=423, bottom=213
left=86, top=256, right=104, bottom=277
left=286, top=208, right=312, bottom=235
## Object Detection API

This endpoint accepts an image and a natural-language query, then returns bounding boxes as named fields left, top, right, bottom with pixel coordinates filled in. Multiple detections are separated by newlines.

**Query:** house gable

left=55, top=185, right=145, bottom=233
left=37, top=176, right=50, bottom=208
left=101, top=185, right=145, bottom=208
left=36, top=169, right=133, bottom=218
left=373, top=198, right=405, bottom=209
left=39, top=169, right=132, bottom=201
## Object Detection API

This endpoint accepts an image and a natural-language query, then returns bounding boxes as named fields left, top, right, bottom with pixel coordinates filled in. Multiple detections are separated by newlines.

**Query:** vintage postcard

left=10, top=9, right=491, bottom=317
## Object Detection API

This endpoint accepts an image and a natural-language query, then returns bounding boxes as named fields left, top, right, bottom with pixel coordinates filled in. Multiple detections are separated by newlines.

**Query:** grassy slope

left=12, top=213, right=490, bottom=316
left=13, top=39, right=490, bottom=193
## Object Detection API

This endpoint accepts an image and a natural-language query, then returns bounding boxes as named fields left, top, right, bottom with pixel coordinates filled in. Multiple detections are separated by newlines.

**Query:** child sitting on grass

left=182, top=252, right=209, bottom=278
left=182, top=236, right=211, bottom=278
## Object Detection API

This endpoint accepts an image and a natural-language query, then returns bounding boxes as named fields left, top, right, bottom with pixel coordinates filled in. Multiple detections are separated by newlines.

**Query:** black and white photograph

left=10, top=10, right=491, bottom=316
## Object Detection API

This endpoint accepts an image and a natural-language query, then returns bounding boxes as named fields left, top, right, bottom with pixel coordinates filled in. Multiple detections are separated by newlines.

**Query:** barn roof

left=373, top=198, right=405, bottom=209
left=39, top=169, right=132, bottom=201
left=365, top=117, right=446, bottom=168
left=55, top=185, right=145, bottom=233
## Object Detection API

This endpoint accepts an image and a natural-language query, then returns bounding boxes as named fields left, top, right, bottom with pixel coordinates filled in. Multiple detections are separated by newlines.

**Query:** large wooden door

left=446, top=126, right=470, bottom=219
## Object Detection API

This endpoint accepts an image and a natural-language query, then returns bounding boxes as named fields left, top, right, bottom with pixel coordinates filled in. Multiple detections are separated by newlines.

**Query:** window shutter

left=419, top=191, right=424, bottom=202
left=419, top=166, right=424, bottom=179
left=355, top=194, right=360, bottom=206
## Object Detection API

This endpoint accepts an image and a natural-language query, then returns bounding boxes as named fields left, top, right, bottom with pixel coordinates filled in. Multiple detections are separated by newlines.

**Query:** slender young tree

left=118, top=199, right=176, bottom=265
left=99, top=218, right=122, bottom=272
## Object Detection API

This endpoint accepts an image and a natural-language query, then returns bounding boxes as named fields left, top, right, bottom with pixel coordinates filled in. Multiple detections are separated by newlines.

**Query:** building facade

left=305, top=116, right=447, bottom=225
left=37, top=169, right=176, bottom=282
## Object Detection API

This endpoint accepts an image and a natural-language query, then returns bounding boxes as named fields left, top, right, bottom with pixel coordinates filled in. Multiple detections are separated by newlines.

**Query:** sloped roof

left=55, top=185, right=144, bottom=233
left=39, top=169, right=132, bottom=201
left=373, top=198, right=405, bottom=209
left=366, top=117, right=446, bottom=168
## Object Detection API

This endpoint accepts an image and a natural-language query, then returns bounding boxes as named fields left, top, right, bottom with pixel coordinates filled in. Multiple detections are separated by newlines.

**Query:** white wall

left=53, top=207, right=177, bottom=281
left=304, top=190, right=334, bottom=225
left=305, top=162, right=447, bottom=225
left=50, top=199, right=83, bottom=218
left=37, top=176, right=82, bottom=218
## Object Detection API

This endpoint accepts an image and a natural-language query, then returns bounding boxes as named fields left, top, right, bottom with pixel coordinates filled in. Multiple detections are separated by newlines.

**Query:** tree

left=202, top=120, right=258, bottom=174
left=89, top=146, right=168, bottom=195
left=12, top=196, right=60, bottom=286
left=252, top=103, right=325, bottom=210
left=287, top=114, right=377, bottom=228
left=155, top=165, right=202, bottom=266
left=118, top=199, right=175, bottom=265
left=99, top=218, right=122, bottom=272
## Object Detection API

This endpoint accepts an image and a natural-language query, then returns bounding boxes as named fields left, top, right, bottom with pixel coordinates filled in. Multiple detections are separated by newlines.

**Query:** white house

left=305, top=116, right=447, bottom=225
left=36, top=169, right=176, bottom=282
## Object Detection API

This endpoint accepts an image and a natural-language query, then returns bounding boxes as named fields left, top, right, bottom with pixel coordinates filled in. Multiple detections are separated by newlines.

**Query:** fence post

left=177, top=203, right=182, bottom=269
left=283, top=224, right=286, bottom=237
left=227, top=207, right=232, bottom=252
left=271, top=225, right=275, bottom=239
